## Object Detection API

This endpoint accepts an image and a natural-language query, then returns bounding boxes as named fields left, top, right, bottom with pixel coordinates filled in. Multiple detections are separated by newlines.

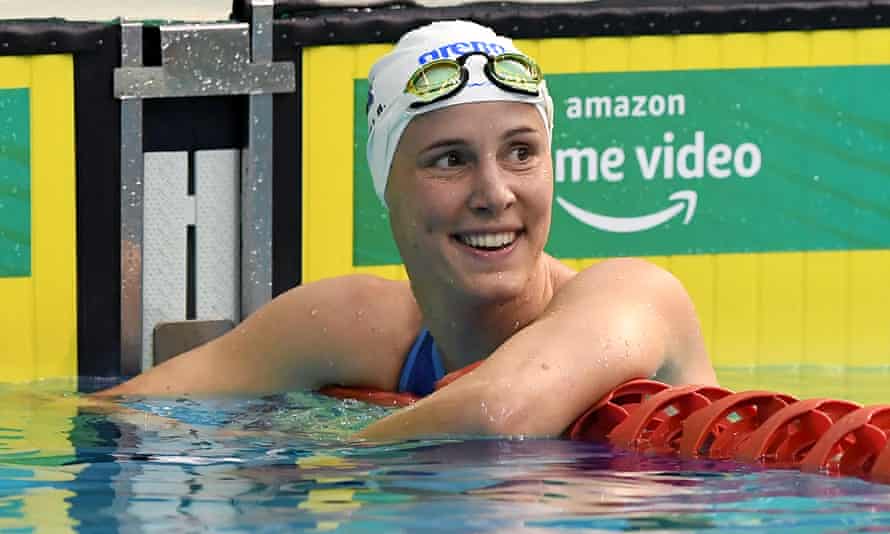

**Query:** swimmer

left=98, top=20, right=718, bottom=440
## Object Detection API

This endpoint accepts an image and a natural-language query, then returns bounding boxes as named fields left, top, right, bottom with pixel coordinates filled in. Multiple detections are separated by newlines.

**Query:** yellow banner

left=0, top=54, right=77, bottom=383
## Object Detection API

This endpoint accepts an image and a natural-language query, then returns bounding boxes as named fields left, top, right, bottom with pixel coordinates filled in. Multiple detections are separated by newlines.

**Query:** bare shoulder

left=274, top=274, right=423, bottom=389
left=554, top=257, right=688, bottom=308
left=100, top=274, right=422, bottom=397
left=551, top=256, right=716, bottom=385
left=288, top=273, right=419, bottom=320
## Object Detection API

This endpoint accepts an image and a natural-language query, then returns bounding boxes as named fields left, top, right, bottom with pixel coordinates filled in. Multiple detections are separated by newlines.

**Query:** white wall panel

left=195, top=149, right=240, bottom=322
left=143, top=152, right=193, bottom=370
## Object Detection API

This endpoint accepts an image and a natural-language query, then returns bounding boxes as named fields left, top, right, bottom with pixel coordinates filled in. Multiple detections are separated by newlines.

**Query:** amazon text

left=564, top=93, right=686, bottom=120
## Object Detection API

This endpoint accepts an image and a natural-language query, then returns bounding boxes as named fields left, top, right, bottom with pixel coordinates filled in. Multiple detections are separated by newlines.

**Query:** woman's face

left=386, top=101, right=553, bottom=302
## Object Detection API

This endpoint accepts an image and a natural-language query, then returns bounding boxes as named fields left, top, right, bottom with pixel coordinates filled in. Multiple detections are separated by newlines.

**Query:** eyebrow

left=419, top=138, right=466, bottom=154
left=501, top=126, right=539, bottom=139
left=419, top=126, right=541, bottom=154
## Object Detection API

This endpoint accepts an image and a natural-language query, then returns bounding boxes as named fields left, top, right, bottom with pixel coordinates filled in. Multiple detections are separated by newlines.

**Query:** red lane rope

left=678, top=390, right=797, bottom=461
left=608, top=384, right=733, bottom=455
left=735, top=398, right=860, bottom=467
left=565, top=379, right=669, bottom=442
left=316, top=359, right=483, bottom=407
left=319, top=368, right=890, bottom=484
left=800, top=405, right=890, bottom=477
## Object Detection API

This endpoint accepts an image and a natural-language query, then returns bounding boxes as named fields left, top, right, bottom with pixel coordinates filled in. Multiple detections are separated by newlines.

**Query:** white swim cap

left=366, top=20, right=554, bottom=205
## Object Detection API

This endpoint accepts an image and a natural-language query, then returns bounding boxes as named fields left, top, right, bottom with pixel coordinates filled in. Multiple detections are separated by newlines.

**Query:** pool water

left=2, top=368, right=890, bottom=533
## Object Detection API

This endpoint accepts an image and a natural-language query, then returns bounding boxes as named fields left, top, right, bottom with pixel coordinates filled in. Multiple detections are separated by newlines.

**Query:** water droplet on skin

left=310, top=309, right=318, bottom=317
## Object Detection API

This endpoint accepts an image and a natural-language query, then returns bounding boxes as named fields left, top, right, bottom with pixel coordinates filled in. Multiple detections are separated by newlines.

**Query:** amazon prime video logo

left=553, top=130, right=762, bottom=233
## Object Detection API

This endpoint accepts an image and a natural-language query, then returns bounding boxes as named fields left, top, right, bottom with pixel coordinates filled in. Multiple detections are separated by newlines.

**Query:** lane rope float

left=320, top=364, right=890, bottom=484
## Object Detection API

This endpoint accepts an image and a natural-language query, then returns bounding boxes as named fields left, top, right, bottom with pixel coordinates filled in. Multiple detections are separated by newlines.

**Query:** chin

left=457, top=269, right=531, bottom=304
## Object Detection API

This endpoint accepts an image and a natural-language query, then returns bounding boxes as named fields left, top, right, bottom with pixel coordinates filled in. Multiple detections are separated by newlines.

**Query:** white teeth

left=458, top=232, right=517, bottom=249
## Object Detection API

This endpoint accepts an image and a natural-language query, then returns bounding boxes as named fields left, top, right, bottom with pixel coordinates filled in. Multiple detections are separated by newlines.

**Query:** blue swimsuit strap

left=398, top=328, right=445, bottom=397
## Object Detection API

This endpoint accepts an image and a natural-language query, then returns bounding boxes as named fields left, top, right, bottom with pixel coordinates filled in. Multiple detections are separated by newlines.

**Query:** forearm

left=354, top=358, right=587, bottom=441
left=353, top=380, right=501, bottom=441
left=94, top=344, right=247, bottom=397
left=95, top=340, right=304, bottom=398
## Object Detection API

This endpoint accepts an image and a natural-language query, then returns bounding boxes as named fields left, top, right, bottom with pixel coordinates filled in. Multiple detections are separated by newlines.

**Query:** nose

left=468, top=155, right=516, bottom=216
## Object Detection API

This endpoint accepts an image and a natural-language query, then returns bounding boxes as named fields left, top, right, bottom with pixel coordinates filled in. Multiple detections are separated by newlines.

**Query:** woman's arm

left=355, top=258, right=717, bottom=440
left=97, top=275, right=420, bottom=398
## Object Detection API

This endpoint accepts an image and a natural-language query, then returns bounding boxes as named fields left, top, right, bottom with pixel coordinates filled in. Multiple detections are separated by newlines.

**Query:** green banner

left=353, top=65, right=890, bottom=265
left=0, top=88, right=30, bottom=277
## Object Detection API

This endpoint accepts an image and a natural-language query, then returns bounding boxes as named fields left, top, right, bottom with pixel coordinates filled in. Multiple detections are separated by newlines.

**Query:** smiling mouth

left=453, top=231, right=519, bottom=251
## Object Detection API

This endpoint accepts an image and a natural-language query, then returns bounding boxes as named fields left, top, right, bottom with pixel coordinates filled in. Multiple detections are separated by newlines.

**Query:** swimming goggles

left=404, top=51, right=543, bottom=109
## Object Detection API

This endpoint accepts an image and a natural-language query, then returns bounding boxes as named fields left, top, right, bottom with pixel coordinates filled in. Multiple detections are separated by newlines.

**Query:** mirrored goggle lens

left=491, top=54, right=541, bottom=91
left=406, top=61, right=463, bottom=100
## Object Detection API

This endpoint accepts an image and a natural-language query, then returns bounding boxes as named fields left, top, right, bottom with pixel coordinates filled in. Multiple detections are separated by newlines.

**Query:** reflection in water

left=1, top=376, right=890, bottom=532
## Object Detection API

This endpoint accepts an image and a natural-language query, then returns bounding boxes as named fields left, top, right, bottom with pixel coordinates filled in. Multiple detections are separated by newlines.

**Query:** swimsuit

left=397, top=328, right=445, bottom=396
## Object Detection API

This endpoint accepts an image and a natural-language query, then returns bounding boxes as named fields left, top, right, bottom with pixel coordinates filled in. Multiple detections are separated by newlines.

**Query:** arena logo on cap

left=418, top=41, right=507, bottom=64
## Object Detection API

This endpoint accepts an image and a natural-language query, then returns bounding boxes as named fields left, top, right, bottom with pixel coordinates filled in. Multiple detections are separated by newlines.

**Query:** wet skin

left=99, top=101, right=718, bottom=441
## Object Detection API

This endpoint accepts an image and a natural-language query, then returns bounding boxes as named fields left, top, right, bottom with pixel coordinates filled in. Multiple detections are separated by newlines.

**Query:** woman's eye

left=509, top=145, right=532, bottom=162
left=432, top=151, right=463, bottom=169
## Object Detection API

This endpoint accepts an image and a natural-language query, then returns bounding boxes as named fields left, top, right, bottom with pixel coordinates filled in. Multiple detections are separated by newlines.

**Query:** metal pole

left=241, top=0, right=275, bottom=318
left=119, top=22, right=145, bottom=376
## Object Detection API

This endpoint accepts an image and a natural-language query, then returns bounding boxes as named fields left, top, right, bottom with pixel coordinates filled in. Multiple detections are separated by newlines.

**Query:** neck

left=413, top=257, right=558, bottom=372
